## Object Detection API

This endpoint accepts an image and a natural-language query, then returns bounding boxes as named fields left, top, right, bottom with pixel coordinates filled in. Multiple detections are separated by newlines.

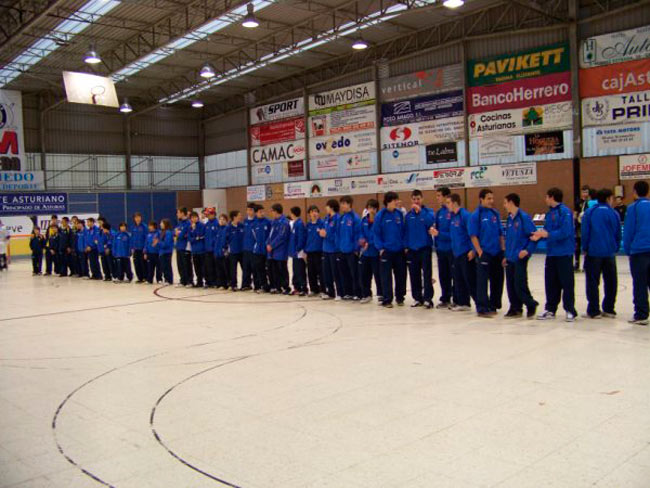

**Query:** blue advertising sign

left=0, top=192, right=67, bottom=215
left=381, top=90, right=464, bottom=127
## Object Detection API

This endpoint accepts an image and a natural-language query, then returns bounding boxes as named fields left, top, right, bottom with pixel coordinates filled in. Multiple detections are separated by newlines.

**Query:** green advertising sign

left=468, top=42, right=570, bottom=87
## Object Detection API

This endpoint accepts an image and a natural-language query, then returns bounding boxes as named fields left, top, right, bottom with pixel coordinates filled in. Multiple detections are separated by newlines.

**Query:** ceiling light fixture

left=119, top=98, right=133, bottom=113
left=84, top=44, right=102, bottom=64
left=200, top=63, right=216, bottom=78
left=191, top=100, right=204, bottom=108
left=443, top=0, right=464, bottom=8
left=352, top=37, right=369, bottom=50
left=242, top=3, right=259, bottom=28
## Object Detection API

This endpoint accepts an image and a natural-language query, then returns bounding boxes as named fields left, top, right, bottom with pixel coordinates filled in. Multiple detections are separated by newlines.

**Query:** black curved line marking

left=153, top=285, right=321, bottom=304
left=0, top=354, right=106, bottom=361
left=0, top=299, right=162, bottom=323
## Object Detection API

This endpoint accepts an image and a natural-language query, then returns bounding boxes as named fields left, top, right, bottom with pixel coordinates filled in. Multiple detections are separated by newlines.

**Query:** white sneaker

left=334, top=296, right=342, bottom=301
left=566, top=311, right=577, bottom=322
left=360, top=297, right=371, bottom=304
left=628, top=318, right=649, bottom=326
left=537, top=310, right=555, bottom=320
left=174, top=283, right=183, bottom=288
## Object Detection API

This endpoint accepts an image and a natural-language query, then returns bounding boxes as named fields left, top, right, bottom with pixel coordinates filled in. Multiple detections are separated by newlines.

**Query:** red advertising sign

left=286, top=160, right=305, bottom=178
left=579, top=57, right=650, bottom=98
left=250, top=117, right=305, bottom=146
left=467, top=71, right=571, bottom=114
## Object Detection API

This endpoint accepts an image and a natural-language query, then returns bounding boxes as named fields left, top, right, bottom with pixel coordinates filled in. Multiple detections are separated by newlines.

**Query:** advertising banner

left=0, top=192, right=67, bottom=216
left=309, top=130, right=376, bottom=157
left=478, top=137, right=516, bottom=159
left=619, top=153, right=650, bottom=180
left=250, top=139, right=306, bottom=164
left=250, top=97, right=304, bottom=125
left=468, top=43, right=570, bottom=87
left=343, top=152, right=373, bottom=172
left=251, top=164, right=277, bottom=184
left=581, top=25, right=650, bottom=68
left=247, top=185, right=267, bottom=201
left=284, top=160, right=305, bottom=179
left=433, top=167, right=466, bottom=189
left=581, top=89, right=650, bottom=126
left=468, top=101, right=572, bottom=137
left=0, top=89, right=26, bottom=171
left=381, top=90, right=464, bottom=126
left=380, top=117, right=464, bottom=149
left=595, top=125, right=642, bottom=150
left=466, top=162, right=537, bottom=188
left=382, top=147, right=421, bottom=169
left=309, top=105, right=375, bottom=137
left=426, top=142, right=458, bottom=164
left=313, top=157, right=339, bottom=178
left=0, top=170, right=44, bottom=191
left=524, top=131, right=565, bottom=155
left=579, top=58, right=650, bottom=98
left=250, top=117, right=305, bottom=146
left=379, top=64, right=463, bottom=102
left=467, top=71, right=571, bottom=114
left=308, top=82, right=375, bottom=113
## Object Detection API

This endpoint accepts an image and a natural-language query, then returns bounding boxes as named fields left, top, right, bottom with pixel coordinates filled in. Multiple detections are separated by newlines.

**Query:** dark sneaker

left=382, top=302, right=394, bottom=309
left=526, top=303, right=538, bottom=319
left=628, top=318, right=649, bottom=326
left=424, top=301, right=434, bottom=309
left=411, top=302, right=423, bottom=308
left=477, top=312, right=494, bottom=319
left=504, top=310, right=523, bottom=318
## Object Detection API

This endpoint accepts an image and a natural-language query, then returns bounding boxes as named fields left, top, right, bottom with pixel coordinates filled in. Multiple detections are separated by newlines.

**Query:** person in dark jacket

left=214, top=213, right=230, bottom=289
left=189, top=211, right=206, bottom=288
left=433, top=187, right=454, bottom=309
left=174, top=207, right=193, bottom=287
left=319, top=200, right=342, bottom=300
left=100, top=223, right=115, bottom=281
left=47, top=225, right=60, bottom=275
left=241, top=203, right=257, bottom=291
left=614, top=196, right=627, bottom=222
left=203, top=208, right=219, bottom=287
left=44, top=215, right=58, bottom=275
left=158, top=219, right=174, bottom=284
left=84, top=217, right=102, bottom=280
left=57, top=217, right=74, bottom=277
left=447, top=193, right=476, bottom=311
left=252, top=206, right=271, bottom=293
left=30, top=227, right=45, bottom=275
left=623, top=180, right=650, bottom=326
left=336, top=196, right=362, bottom=300
left=288, top=206, right=307, bottom=296
left=305, top=205, right=324, bottom=296
left=373, top=192, right=406, bottom=308
left=358, top=199, right=383, bottom=304
left=581, top=188, right=621, bottom=319
left=266, top=203, right=291, bottom=294
left=130, top=212, right=147, bottom=283
left=75, top=219, right=88, bottom=278
left=404, top=189, right=435, bottom=309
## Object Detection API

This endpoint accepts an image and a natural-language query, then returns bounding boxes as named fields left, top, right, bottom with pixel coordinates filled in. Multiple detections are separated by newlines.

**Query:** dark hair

left=256, top=204, right=264, bottom=211
left=340, top=195, right=353, bottom=206
left=634, top=180, right=649, bottom=197
left=87, top=217, right=95, bottom=223
left=102, top=222, right=111, bottom=230
left=307, top=205, right=319, bottom=213
left=77, top=219, right=85, bottom=225
left=581, top=185, right=590, bottom=191
left=178, top=207, right=188, bottom=216
left=72, top=215, right=78, bottom=220
left=411, top=189, right=423, bottom=198
left=229, top=210, right=240, bottom=221
left=437, top=187, right=451, bottom=197
left=589, top=188, right=597, bottom=199
left=546, top=187, right=563, bottom=203
left=148, top=220, right=157, bottom=228
left=190, top=211, right=199, bottom=219
left=161, top=218, right=172, bottom=231
left=505, top=193, right=520, bottom=207
left=383, top=192, right=399, bottom=206
left=449, top=193, right=461, bottom=206
left=326, top=199, right=340, bottom=212
left=97, top=216, right=105, bottom=223
left=119, top=222, right=127, bottom=229
left=290, top=206, right=301, bottom=217
left=133, top=212, right=142, bottom=218
left=479, top=188, right=493, bottom=200
left=51, top=215, right=58, bottom=220
left=246, top=202, right=257, bottom=210
left=271, top=203, right=283, bottom=214
left=33, top=226, right=41, bottom=231
left=366, top=198, right=379, bottom=210
left=220, top=213, right=229, bottom=221
left=61, top=217, right=69, bottom=222
left=596, top=188, right=613, bottom=204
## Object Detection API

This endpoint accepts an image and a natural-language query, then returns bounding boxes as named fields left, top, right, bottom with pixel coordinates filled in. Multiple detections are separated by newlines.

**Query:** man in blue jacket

left=405, top=189, right=435, bottom=309
left=227, top=210, right=245, bottom=291
left=174, top=208, right=193, bottom=288
left=252, top=205, right=271, bottom=293
left=503, top=193, right=538, bottom=319
left=532, top=187, right=578, bottom=322
left=85, top=217, right=102, bottom=280
left=433, top=187, right=454, bottom=309
left=305, top=205, right=324, bottom=296
left=113, top=222, right=133, bottom=282
left=319, top=199, right=342, bottom=300
left=266, top=203, right=291, bottom=294
left=189, top=211, right=206, bottom=288
left=241, top=203, right=257, bottom=291
left=288, top=206, right=307, bottom=296
left=623, top=180, right=650, bottom=326
left=469, top=188, right=505, bottom=318
left=448, top=193, right=475, bottom=311
left=337, top=196, right=362, bottom=300
left=373, top=191, right=406, bottom=308
left=130, top=212, right=147, bottom=283
left=203, top=208, right=219, bottom=287
left=359, top=199, right=382, bottom=304
left=581, top=188, right=621, bottom=319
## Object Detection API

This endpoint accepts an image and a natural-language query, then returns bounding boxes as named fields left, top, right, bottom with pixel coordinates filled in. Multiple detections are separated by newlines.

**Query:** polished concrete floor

left=1, top=255, right=649, bottom=488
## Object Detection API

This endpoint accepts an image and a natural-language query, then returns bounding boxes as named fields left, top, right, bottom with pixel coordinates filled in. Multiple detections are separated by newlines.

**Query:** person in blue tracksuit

left=448, top=193, right=476, bottom=311
left=113, top=222, right=133, bottom=282
left=203, top=208, right=219, bottom=287
left=319, top=199, right=342, bottom=300
left=227, top=210, right=245, bottom=290
left=404, top=189, right=435, bottom=309
left=358, top=199, right=383, bottom=304
left=503, top=193, right=538, bottom=319
left=46, top=225, right=61, bottom=275
left=57, top=217, right=74, bottom=277
left=175, top=207, right=193, bottom=287
left=30, top=227, right=45, bottom=275
left=75, top=220, right=88, bottom=278
left=100, top=223, right=115, bottom=281
left=582, top=188, right=621, bottom=319
left=130, top=212, right=147, bottom=283
left=623, top=180, right=650, bottom=326
left=252, top=206, right=271, bottom=293
left=432, top=187, right=454, bottom=308
left=288, top=206, right=308, bottom=296
left=85, top=217, right=102, bottom=280
left=266, top=204, right=291, bottom=294
left=305, top=205, right=324, bottom=296
left=241, top=203, right=257, bottom=291
left=158, top=219, right=174, bottom=284
left=144, top=221, right=160, bottom=284
left=214, top=213, right=230, bottom=289
left=531, top=187, right=578, bottom=322
left=189, top=211, right=206, bottom=288
left=337, top=196, right=362, bottom=300
left=373, top=191, right=406, bottom=308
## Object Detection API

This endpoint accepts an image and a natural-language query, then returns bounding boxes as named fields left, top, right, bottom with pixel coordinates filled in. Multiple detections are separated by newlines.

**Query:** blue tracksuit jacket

left=404, top=206, right=435, bottom=251
left=189, top=221, right=206, bottom=254
left=582, top=203, right=621, bottom=257
left=373, top=208, right=405, bottom=253
left=267, top=215, right=290, bottom=260
left=305, top=220, right=324, bottom=252
left=543, top=203, right=575, bottom=257
left=469, top=205, right=504, bottom=256
left=450, top=208, right=473, bottom=258
left=337, top=211, right=362, bottom=254
left=113, top=231, right=131, bottom=258
left=434, top=205, right=453, bottom=252
left=360, top=214, right=379, bottom=257
left=130, top=223, right=146, bottom=251
left=322, top=214, right=340, bottom=253
left=288, top=218, right=307, bottom=258
left=505, top=209, right=537, bottom=262
left=624, top=197, right=650, bottom=255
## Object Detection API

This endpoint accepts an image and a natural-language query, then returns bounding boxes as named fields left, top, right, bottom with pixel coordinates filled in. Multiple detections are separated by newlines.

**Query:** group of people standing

left=27, top=180, right=650, bottom=326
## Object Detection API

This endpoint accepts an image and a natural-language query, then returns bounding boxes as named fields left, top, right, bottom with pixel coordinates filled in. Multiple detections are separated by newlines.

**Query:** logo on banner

left=390, top=126, right=412, bottom=141
left=584, top=98, right=609, bottom=122
left=393, top=101, right=412, bottom=115
left=522, top=106, right=544, bottom=127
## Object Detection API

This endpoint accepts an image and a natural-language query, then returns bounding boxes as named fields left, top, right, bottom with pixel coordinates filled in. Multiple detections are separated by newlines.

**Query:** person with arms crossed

left=404, top=189, right=435, bottom=309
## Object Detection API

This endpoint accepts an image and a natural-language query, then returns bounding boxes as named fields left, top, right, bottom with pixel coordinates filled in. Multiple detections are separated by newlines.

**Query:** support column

left=124, top=116, right=132, bottom=190
left=374, top=61, right=383, bottom=174
left=39, top=95, right=46, bottom=185
left=461, top=40, right=470, bottom=169
left=569, top=0, right=582, bottom=199
left=303, top=86, right=310, bottom=181
left=198, top=119, right=206, bottom=190
left=245, top=107, right=252, bottom=187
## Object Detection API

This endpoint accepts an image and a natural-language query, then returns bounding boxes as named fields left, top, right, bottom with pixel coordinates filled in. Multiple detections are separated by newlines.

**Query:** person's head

left=161, top=218, right=172, bottom=231
left=50, top=224, right=58, bottom=233
left=76, top=219, right=85, bottom=230
left=256, top=205, right=265, bottom=218
left=436, top=187, right=451, bottom=206
left=205, top=207, right=216, bottom=220
left=97, top=217, right=105, bottom=227
left=340, top=195, right=353, bottom=212
left=190, top=211, right=199, bottom=223
left=384, top=192, right=399, bottom=210
left=410, top=189, right=423, bottom=208
left=270, top=203, right=283, bottom=219
left=71, top=216, right=78, bottom=225
left=219, top=213, right=229, bottom=226
left=581, top=185, right=590, bottom=200
left=448, top=193, right=462, bottom=212
left=615, top=195, right=623, bottom=205
left=119, top=222, right=127, bottom=232
left=61, top=217, right=69, bottom=227
left=479, top=189, right=494, bottom=208
left=366, top=198, right=379, bottom=216
left=177, top=207, right=188, bottom=220
left=503, top=193, right=520, bottom=214
left=307, top=205, right=319, bottom=220
left=229, top=210, right=241, bottom=224
left=633, top=180, right=649, bottom=198
left=325, top=199, right=340, bottom=215
left=596, top=188, right=613, bottom=205
left=87, top=217, right=95, bottom=228
left=246, top=203, right=256, bottom=219
left=589, top=188, right=597, bottom=200
left=102, top=222, right=111, bottom=233
left=33, top=226, right=41, bottom=236
left=545, top=187, right=563, bottom=207
left=148, top=221, right=157, bottom=231
left=50, top=215, right=58, bottom=224
left=290, top=206, right=301, bottom=220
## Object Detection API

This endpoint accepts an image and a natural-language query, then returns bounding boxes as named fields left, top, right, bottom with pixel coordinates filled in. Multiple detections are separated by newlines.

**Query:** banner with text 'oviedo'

left=281, top=162, right=537, bottom=199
